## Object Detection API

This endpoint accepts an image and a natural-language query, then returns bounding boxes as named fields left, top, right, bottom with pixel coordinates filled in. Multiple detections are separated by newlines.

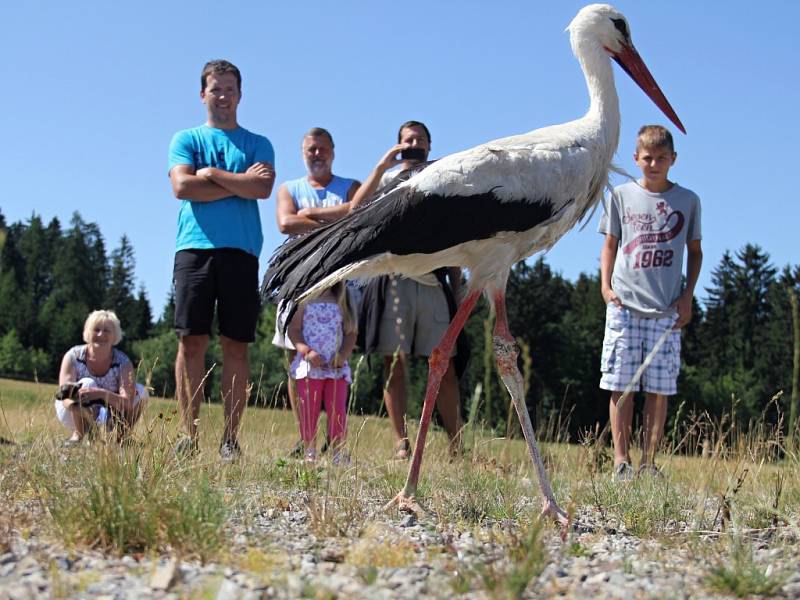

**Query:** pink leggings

left=296, top=378, right=348, bottom=444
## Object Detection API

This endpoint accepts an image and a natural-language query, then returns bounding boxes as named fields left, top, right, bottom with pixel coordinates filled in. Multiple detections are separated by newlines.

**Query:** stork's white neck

left=574, top=37, right=620, bottom=156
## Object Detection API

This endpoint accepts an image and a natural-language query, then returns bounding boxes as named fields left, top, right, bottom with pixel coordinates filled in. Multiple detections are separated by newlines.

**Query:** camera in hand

left=55, top=382, right=81, bottom=401
left=400, top=147, right=426, bottom=161
left=54, top=381, right=106, bottom=407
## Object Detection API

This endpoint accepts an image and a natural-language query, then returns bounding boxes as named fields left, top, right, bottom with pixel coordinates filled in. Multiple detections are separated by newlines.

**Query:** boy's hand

left=671, top=293, right=693, bottom=329
left=602, top=287, right=622, bottom=307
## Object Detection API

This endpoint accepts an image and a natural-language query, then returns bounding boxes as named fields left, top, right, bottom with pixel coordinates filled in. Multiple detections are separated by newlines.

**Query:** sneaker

left=303, top=446, right=317, bottom=463
left=219, top=439, right=242, bottom=462
left=173, top=435, right=199, bottom=459
left=637, top=463, right=664, bottom=479
left=612, top=461, right=634, bottom=482
left=331, top=449, right=351, bottom=467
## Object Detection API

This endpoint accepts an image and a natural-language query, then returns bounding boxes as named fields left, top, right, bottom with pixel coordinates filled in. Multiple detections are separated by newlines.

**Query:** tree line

left=1, top=209, right=798, bottom=441
left=0, top=211, right=152, bottom=378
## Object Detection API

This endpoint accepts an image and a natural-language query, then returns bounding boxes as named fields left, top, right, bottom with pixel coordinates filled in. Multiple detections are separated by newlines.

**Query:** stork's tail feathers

left=608, top=162, right=636, bottom=185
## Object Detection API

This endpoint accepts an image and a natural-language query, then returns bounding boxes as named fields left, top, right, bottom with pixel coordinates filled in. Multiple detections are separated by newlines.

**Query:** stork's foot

left=383, top=491, right=424, bottom=515
left=541, top=498, right=569, bottom=526
left=541, top=499, right=571, bottom=541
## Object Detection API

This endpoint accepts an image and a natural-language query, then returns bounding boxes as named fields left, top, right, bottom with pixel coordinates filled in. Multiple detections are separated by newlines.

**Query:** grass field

left=1, top=377, right=799, bottom=597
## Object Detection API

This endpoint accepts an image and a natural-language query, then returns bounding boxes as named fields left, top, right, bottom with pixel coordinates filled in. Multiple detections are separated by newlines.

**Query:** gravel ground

left=2, top=481, right=799, bottom=600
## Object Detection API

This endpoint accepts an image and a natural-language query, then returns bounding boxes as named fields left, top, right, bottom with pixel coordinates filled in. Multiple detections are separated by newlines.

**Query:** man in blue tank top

left=275, top=127, right=360, bottom=236
left=273, top=127, right=360, bottom=454
left=168, top=59, right=275, bottom=461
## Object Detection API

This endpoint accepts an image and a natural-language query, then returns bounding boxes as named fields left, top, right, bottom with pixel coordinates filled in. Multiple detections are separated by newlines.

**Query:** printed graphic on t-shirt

left=622, top=201, right=685, bottom=271
left=192, top=149, right=228, bottom=171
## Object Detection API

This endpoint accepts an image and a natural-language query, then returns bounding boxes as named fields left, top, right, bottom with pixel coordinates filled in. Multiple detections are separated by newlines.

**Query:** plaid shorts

left=599, top=303, right=681, bottom=396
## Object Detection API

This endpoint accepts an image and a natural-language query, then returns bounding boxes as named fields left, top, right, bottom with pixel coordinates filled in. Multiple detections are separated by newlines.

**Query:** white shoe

left=612, top=461, right=634, bottom=482
left=303, top=447, right=317, bottom=463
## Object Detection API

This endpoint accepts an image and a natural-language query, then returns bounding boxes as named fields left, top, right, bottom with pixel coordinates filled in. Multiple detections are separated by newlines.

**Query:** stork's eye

left=611, top=18, right=629, bottom=40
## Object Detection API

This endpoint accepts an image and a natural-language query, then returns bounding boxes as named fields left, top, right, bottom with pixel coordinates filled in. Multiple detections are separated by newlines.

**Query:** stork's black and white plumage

left=263, top=3, right=684, bottom=521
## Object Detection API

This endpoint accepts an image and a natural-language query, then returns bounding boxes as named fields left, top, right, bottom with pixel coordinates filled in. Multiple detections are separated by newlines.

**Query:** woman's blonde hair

left=331, top=282, right=357, bottom=335
left=82, top=310, right=123, bottom=346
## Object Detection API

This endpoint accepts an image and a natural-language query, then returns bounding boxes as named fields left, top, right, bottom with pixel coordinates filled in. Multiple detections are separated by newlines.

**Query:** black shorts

left=173, top=248, right=260, bottom=342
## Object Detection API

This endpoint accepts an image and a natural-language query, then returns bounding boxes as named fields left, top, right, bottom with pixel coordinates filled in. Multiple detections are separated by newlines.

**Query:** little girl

left=287, top=282, right=357, bottom=464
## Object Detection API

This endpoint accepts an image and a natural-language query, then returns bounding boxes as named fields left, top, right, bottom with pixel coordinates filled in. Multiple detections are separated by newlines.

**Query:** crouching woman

left=55, top=310, right=148, bottom=445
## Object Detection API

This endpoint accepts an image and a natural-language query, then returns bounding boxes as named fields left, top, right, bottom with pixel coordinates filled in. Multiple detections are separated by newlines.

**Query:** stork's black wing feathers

left=262, top=170, right=557, bottom=305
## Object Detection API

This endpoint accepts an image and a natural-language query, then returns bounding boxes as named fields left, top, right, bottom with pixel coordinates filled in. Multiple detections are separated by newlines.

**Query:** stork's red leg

left=387, top=290, right=482, bottom=512
left=492, top=291, right=567, bottom=525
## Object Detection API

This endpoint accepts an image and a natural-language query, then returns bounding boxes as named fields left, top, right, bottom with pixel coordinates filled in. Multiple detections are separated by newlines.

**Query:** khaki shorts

left=375, top=277, right=453, bottom=357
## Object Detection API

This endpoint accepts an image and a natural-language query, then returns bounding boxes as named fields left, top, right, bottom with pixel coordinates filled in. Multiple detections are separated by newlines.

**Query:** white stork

left=262, top=3, right=684, bottom=522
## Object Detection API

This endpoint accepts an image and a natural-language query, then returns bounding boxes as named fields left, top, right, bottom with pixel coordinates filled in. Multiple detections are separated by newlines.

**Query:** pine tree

left=733, top=244, right=776, bottom=371
left=17, top=216, right=62, bottom=349
left=132, top=284, right=153, bottom=340
left=0, top=223, right=26, bottom=338
left=39, top=213, right=108, bottom=367
left=19, top=215, right=51, bottom=308
left=702, top=251, right=739, bottom=374
left=699, top=245, right=778, bottom=421
left=83, top=219, right=109, bottom=308
left=106, top=235, right=139, bottom=339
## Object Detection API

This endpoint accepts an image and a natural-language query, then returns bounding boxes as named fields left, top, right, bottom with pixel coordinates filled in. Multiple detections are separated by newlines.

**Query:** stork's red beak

left=612, top=43, right=686, bottom=134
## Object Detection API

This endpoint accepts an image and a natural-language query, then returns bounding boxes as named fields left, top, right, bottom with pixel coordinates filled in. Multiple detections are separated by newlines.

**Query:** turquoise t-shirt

left=168, top=125, right=275, bottom=256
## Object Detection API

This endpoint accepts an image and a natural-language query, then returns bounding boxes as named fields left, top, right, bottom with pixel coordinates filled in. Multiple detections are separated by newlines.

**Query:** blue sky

left=3, top=1, right=798, bottom=315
